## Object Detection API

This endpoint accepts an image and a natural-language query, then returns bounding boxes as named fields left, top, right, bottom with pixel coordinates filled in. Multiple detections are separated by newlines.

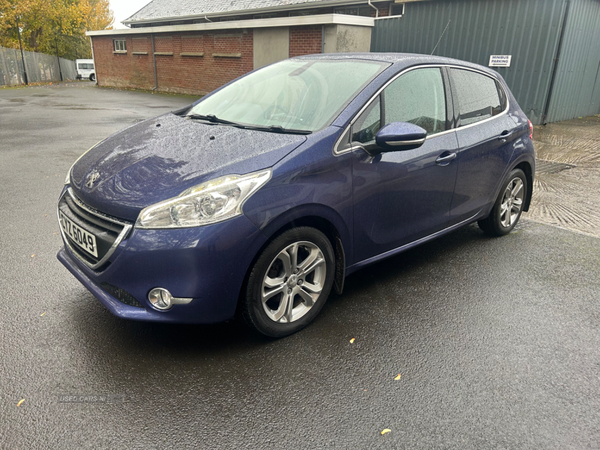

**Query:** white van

left=76, top=59, right=95, bottom=81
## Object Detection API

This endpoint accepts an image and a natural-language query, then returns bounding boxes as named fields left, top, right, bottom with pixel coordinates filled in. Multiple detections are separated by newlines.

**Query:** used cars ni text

left=58, top=53, right=535, bottom=337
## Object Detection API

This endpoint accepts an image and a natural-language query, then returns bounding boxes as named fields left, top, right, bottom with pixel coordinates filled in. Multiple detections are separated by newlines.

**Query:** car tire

left=478, top=168, right=527, bottom=237
left=241, top=227, right=335, bottom=338
left=89, top=74, right=96, bottom=82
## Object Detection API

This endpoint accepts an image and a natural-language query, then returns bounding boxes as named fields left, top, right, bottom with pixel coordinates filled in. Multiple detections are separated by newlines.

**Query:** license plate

left=59, top=211, right=99, bottom=258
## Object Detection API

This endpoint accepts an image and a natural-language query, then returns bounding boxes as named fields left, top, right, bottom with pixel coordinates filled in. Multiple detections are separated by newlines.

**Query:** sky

left=109, top=0, right=152, bottom=29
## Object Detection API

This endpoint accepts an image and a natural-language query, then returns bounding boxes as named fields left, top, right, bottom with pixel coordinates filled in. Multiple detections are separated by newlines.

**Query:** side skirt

left=345, top=212, right=482, bottom=276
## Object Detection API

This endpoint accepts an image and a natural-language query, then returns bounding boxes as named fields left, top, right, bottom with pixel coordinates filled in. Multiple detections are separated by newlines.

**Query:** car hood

left=70, top=113, right=307, bottom=221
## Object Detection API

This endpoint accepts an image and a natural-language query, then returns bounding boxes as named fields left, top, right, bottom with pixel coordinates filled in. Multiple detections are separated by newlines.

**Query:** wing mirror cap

left=375, top=122, right=428, bottom=152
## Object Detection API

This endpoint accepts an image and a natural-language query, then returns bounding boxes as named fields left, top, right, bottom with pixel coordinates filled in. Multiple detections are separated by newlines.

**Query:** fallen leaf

left=40, top=312, right=46, bottom=317
left=17, top=399, right=25, bottom=407
left=30, top=254, right=35, bottom=258
left=381, top=429, right=391, bottom=435
left=394, top=374, right=401, bottom=380
left=349, top=338, right=355, bottom=344
left=44, top=214, right=48, bottom=217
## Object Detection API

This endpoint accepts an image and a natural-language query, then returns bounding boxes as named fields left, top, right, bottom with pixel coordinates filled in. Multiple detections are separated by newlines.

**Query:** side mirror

left=375, top=122, right=427, bottom=152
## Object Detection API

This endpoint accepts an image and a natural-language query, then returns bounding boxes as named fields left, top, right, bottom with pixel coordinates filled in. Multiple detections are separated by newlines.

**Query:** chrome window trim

left=57, top=189, right=132, bottom=271
left=333, top=64, right=511, bottom=156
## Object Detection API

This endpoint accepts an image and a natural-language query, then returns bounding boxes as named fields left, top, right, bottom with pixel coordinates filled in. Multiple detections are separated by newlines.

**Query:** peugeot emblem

left=86, top=171, right=100, bottom=189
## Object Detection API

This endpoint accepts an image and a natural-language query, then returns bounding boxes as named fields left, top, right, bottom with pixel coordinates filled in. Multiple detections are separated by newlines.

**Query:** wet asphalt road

left=1, top=83, right=599, bottom=449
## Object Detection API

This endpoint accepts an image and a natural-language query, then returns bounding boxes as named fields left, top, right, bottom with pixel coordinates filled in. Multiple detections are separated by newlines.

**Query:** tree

left=0, top=0, right=113, bottom=59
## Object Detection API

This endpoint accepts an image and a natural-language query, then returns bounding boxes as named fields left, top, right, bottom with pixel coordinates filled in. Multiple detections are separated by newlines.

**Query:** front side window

left=450, top=68, right=505, bottom=126
left=345, top=67, right=446, bottom=149
left=188, top=59, right=388, bottom=132
left=114, top=40, right=127, bottom=52
left=383, top=68, right=447, bottom=134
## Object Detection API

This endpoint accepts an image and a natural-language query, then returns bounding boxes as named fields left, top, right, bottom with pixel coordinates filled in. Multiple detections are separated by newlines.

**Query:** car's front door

left=346, top=67, right=460, bottom=263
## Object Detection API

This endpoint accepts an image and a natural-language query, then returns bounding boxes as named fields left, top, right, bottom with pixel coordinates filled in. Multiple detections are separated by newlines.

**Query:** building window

left=390, top=4, right=405, bottom=16
left=114, top=39, right=127, bottom=52
left=334, top=6, right=373, bottom=17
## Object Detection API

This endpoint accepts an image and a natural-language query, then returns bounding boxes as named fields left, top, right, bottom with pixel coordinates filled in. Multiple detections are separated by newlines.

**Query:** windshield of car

left=187, top=59, right=388, bottom=132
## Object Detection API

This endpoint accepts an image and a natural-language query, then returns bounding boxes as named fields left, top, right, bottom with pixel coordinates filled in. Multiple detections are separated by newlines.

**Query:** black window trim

left=333, top=64, right=510, bottom=156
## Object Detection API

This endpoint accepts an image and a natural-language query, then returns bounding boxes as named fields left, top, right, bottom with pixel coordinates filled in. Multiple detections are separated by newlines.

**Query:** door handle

left=497, top=130, right=515, bottom=141
left=435, top=152, right=457, bottom=166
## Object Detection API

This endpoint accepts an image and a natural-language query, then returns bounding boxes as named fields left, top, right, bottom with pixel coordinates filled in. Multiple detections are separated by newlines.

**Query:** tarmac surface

left=1, top=82, right=599, bottom=449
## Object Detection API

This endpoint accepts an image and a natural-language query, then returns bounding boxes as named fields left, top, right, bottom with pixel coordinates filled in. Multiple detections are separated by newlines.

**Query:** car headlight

left=135, top=169, right=272, bottom=229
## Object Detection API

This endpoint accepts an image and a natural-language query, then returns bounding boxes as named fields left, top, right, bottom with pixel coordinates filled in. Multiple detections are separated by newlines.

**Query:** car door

left=448, top=67, right=518, bottom=225
left=345, top=67, right=460, bottom=263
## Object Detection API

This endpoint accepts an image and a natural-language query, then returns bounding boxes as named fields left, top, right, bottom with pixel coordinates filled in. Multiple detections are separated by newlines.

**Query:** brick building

left=87, top=0, right=399, bottom=95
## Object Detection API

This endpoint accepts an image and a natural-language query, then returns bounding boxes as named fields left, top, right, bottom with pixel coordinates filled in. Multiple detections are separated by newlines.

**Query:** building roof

left=124, top=0, right=367, bottom=25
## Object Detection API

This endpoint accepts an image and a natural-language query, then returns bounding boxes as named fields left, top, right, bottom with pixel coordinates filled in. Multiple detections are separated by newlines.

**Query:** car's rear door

left=345, top=67, right=460, bottom=263
left=447, top=67, right=519, bottom=225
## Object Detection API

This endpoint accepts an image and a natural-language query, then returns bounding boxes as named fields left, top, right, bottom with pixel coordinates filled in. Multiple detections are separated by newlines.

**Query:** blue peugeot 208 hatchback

left=58, top=53, right=535, bottom=337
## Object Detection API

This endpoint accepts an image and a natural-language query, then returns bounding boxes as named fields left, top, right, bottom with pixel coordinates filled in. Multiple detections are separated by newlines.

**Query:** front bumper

left=57, top=214, right=267, bottom=324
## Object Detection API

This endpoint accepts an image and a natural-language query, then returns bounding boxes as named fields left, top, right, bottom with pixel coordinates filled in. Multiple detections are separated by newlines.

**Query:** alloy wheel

left=261, top=241, right=326, bottom=323
left=500, top=177, right=524, bottom=228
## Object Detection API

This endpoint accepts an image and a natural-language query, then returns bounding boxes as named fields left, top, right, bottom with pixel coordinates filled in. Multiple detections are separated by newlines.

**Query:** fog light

left=148, top=288, right=172, bottom=310
left=148, top=287, right=193, bottom=311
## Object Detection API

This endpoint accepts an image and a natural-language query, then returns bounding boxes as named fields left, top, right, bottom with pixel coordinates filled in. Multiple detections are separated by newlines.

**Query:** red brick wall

left=289, top=26, right=323, bottom=57
left=92, top=30, right=253, bottom=95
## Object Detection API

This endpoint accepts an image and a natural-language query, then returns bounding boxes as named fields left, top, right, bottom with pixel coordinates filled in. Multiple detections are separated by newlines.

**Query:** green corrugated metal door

left=546, top=0, right=600, bottom=122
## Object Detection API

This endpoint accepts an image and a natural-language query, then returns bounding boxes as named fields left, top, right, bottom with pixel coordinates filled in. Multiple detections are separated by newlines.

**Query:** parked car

left=57, top=53, right=535, bottom=337
left=75, top=59, right=95, bottom=81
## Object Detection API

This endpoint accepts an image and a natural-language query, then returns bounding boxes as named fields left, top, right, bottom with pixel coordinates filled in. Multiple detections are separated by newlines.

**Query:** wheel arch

left=237, top=206, right=350, bottom=318
left=514, top=160, right=533, bottom=212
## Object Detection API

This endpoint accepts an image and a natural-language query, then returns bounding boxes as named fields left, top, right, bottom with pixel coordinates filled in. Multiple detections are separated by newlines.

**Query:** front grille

left=58, top=189, right=132, bottom=269
left=100, top=283, right=144, bottom=308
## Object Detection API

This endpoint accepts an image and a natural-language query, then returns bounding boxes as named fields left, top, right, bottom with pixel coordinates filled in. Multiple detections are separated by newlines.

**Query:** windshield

left=187, top=59, right=388, bottom=132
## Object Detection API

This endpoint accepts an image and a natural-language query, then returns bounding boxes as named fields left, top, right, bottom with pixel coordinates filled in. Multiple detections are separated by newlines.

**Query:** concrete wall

left=253, top=27, right=290, bottom=69
left=324, top=24, right=371, bottom=53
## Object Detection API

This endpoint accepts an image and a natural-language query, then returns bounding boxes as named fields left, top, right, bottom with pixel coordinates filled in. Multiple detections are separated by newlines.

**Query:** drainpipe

left=151, top=33, right=158, bottom=91
left=541, top=0, right=570, bottom=125
left=321, top=25, right=325, bottom=53
left=368, top=0, right=379, bottom=18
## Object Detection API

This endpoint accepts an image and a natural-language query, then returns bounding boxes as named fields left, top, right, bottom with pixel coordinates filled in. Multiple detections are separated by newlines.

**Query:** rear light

left=528, top=120, right=533, bottom=139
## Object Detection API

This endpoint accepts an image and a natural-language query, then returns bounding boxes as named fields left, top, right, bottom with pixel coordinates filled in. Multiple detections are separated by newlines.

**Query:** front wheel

left=241, top=227, right=335, bottom=338
left=478, top=168, right=527, bottom=236
left=89, top=74, right=96, bottom=81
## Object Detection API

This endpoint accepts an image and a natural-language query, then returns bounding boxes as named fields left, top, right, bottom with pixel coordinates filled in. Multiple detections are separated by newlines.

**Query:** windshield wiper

left=244, top=125, right=312, bottom=135
left=187, top=114, right=244, bottom=127
left=187, top=115, right=311, bottom=135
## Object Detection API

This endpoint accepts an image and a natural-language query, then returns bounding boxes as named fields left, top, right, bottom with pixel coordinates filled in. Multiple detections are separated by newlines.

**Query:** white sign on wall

left=489, top=55, right=512, bottom=67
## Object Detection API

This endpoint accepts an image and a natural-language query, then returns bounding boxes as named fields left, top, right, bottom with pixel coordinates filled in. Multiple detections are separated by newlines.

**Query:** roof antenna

left=431, top=19, right=451, bottom=55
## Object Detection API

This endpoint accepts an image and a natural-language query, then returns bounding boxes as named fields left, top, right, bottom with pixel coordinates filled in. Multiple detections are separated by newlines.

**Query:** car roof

left=293, top=52, right=501, bottom=79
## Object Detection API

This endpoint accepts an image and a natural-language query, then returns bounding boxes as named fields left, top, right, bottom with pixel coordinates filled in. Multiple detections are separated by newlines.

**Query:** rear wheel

left=478, top=168, right=527, bottom=236
left=241, top=227, right=335, bottom=338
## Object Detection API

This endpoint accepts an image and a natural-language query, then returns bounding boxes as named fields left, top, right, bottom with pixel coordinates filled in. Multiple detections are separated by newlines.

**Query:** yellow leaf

left=31, top=254, right=35, bottom=258
left=394, top=374, right=401, bottom=380
left=349, top=338, right=355, bottom=344
left=381, top=429, right=391, bottom=435
left=17, top=399, right=25, bottom=407
left=40, top=312, right=46, bottom=317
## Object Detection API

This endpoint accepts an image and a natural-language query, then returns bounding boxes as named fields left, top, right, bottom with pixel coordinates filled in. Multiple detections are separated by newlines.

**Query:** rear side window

left=450, top=68, right=506, bottom=126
